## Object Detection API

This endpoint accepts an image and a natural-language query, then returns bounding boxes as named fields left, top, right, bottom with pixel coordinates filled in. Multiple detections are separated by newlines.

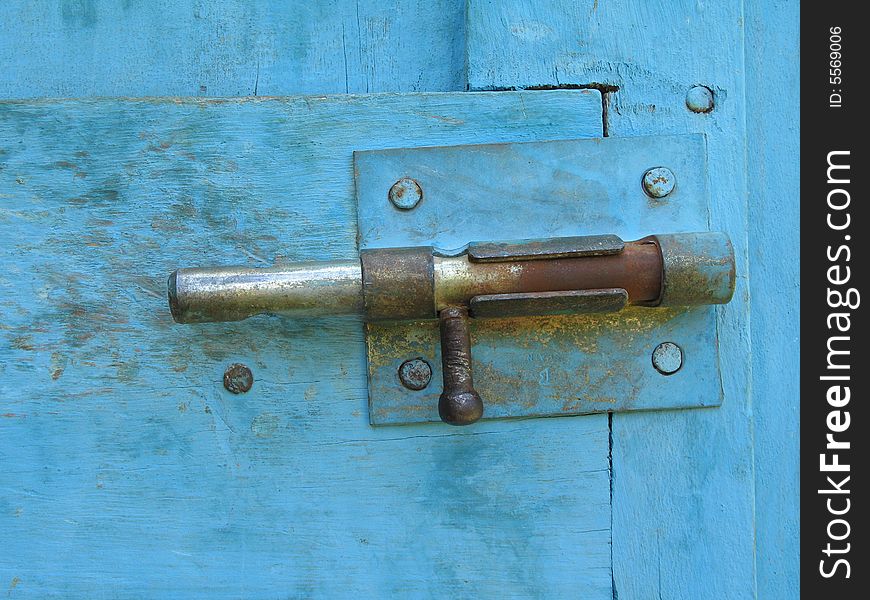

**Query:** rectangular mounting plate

left=354, top=134, right=723, bottom=425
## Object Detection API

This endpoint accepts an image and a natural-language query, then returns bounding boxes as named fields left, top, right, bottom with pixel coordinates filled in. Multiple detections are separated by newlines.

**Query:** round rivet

left=652, top=342, right=683, bottom=375
left=686, top=85, right=714, bottom=113
left=642, top=167, right=676, bottom=199
left=398, top=358, right=432, bottom=390
left=388, top=177, right=423, bottom=210
left=223, top=363, right=254, bottom=394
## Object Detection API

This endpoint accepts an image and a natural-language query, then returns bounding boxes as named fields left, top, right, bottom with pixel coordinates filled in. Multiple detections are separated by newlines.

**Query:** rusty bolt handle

left=438, top=306, right=484, bottom=425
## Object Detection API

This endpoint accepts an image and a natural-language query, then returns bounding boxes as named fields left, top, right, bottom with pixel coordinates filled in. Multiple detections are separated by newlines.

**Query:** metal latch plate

left=355, top=134, right=723, bottom=425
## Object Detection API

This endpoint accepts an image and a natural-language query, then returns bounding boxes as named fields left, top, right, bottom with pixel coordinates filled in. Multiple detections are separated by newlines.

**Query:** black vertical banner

left=802, top=3, right=866, bottom=596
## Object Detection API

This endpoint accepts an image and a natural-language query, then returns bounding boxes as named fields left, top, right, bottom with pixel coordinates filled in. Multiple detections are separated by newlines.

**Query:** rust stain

left=362, top=247, right=435, bottom=321
left=368, top=306, right=685, bottom=422
left=10, top=335, right=34, bottom=351
left=365, top=320, right=439, bottom=370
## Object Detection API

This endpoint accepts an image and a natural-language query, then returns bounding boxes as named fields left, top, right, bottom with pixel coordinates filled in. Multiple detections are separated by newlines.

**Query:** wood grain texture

left=745, top=0, right=800, bottom=596
left=0, top=0, right=466, bottom=98
left=0, top=92, right=615, bottom=598
left=468, top=1, right=758, bottom=597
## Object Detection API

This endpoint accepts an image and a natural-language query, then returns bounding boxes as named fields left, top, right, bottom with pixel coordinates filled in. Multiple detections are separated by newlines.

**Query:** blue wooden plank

left=0, top=0, right=466, bottom=98
left=745, top=0, right=800, bottom=595
left=355, top=136, right=725, bottom=424
left=0, top=92, right=614, bottom=598
left=467, top=2, right=757, bottom=597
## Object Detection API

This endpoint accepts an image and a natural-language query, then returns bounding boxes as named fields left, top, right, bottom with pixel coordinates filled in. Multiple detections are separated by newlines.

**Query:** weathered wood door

left=0, top=2, right=798, bottom=598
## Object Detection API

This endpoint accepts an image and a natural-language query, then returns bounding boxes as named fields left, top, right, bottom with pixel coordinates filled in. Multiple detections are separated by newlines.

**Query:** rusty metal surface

left=469, top=288, right=628, bottom=318
left=223, top=363, right=254, bottom=394
left=467, top=234, right=624, bottom=262
left=365, top=306, right=721, bottom=425
left=356, top=135, right=725, bottom=425
left=360, top=247, right=435, bottom=321
left=655, top=232, right=735, bottom=306
left=437, top=307, right=484, bottom=425
left=434, top=240, right=662, bottom=310
left=397, top=358, right=432, bottom=391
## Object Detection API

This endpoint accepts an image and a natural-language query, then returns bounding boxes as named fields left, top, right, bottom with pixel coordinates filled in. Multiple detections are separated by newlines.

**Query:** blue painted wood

left=745, top=0, right=800, bottom=596
left=355, top=135, right=725, bottom=424
left=0, top=92, right=615, bottom=598
left=467, top=2, right=759, bottom=598
left=0, top=1, right=795, bottom=596
left=0, top=0, right=466, bottom=98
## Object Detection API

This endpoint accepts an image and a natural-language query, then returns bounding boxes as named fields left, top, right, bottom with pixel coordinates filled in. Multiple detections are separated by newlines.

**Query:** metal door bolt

left=652, top=342, right=683, bottom=375
left=398, top=358, right=432, bottom=390
left=437, top=306, right=484, bottom=425
left=642, top=167, right=676, bottom=199
left=388, top=177, right=423, bottom=210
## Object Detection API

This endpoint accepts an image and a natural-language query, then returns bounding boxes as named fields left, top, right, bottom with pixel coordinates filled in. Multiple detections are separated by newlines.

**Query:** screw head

left=642, top=167, right=676, bottom=199
left=686, top=85, right=714, bottom=113
left=223, top=363, right=254, bottom=393
left=388, top=177, right=423, bottom=210
left=398, top=358, right=432, bottom=390
left=652, top=342, right=683, bottom=375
